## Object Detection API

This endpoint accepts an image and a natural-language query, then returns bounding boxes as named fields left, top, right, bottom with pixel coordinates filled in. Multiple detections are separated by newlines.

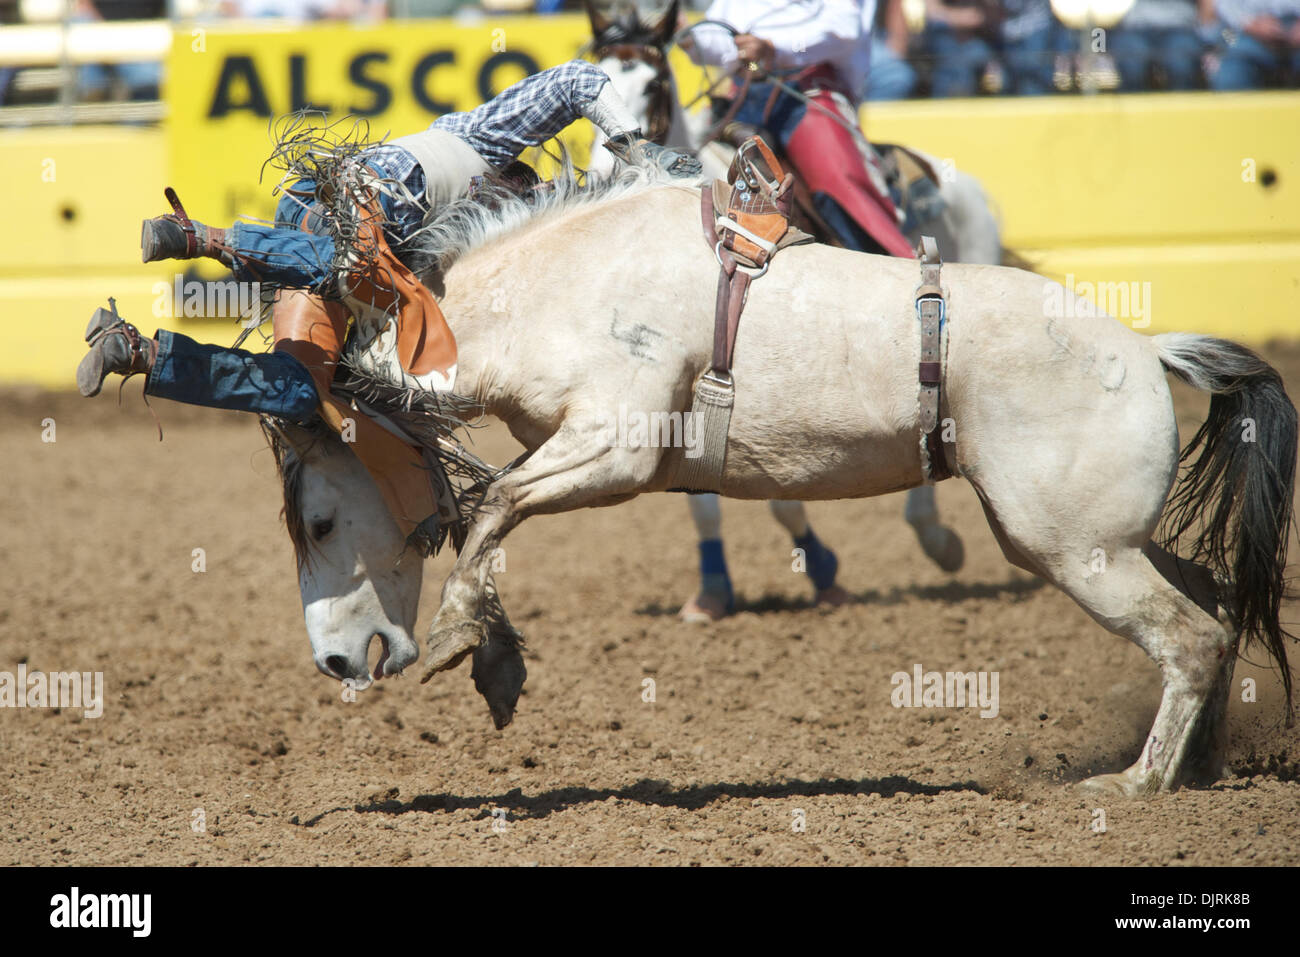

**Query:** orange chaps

left=782, top=75, right=915, bottom=260
left=272, top=291, right=439, bottom=539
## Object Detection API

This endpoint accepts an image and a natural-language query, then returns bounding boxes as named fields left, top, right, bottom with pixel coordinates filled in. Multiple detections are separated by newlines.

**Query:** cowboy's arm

left=687, top=0, right=863, bottom=71
left=758, top=1, right=864, bottom=71
left=430, top=60, right=640, bottom=168
left=430, top=59, right=699, bottom=177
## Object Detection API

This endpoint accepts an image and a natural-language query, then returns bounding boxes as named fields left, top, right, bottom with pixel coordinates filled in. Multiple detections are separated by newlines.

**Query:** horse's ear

left=583, top=0, right=614, bottom=39
left=651, top=0, right=680, bottom=48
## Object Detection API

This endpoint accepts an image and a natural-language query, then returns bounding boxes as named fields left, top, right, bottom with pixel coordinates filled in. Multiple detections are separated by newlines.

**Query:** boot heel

left=84, top=306, right=117, bottom=343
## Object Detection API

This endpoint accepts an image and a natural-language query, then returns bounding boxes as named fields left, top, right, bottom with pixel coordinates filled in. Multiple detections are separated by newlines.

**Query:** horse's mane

left=399, top=150, right=691, bottom=274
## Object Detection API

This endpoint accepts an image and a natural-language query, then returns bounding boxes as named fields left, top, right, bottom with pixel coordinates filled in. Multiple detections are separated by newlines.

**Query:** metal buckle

left=699, top=368, right=734, bottom=390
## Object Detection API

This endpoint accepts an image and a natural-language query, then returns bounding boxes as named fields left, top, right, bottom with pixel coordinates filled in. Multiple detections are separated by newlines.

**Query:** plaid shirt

left=362, top=60, right=609, bottom=238
left=429, top=60, right=610, bottom=169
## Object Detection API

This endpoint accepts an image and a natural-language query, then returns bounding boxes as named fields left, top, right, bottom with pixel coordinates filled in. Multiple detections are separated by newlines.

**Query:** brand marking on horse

left=610, top=311, right=663, bottom=362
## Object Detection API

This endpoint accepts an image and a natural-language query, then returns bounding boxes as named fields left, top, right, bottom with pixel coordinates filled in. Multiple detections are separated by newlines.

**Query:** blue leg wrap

left=698, top=539, right=735, bottom=611
left=795, top=530, right=839, bottom=591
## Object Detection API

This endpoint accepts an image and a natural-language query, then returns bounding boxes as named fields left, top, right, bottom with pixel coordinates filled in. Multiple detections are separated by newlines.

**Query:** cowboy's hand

left=605, top=132, right=702, bottom=178
left=734, top=33, right=776, bottom=70
left=640, top=141, right=703, bottom=178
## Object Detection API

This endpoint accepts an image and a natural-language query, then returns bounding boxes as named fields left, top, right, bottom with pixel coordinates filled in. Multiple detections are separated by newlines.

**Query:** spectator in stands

left=923, top=0, right=998, bottom=96
left=1209, top=0, right=1300, bottom=88
left=75, top=0, right=163, bottom=102
left=221, top=0, right=385, bottom=18
left=998, top=0, right=1065, bottom=93
left=868, top=0, right=918, bottom=98
left=1105, top=0, right=1204, bottom=90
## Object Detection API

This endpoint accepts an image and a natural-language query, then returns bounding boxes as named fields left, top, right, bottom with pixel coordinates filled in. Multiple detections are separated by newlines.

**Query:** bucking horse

left=262, top=154, right=1295, bottom=799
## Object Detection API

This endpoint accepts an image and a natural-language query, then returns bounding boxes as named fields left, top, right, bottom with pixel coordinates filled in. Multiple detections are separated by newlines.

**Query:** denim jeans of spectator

left=78, top=61, right=162, bottom=101
left=866, top=37, right=918, bottom=99
left=926, top=24, right=996, bottom=97
left=1002, top=24, right=1061, bottom=94
left=1211, top=27, right=1300, bottom=90
left=1109, top=28, right=1203, bottom=90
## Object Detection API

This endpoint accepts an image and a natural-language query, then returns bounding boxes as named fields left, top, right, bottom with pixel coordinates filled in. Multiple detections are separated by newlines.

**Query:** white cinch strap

left=715, top=217, right=778, bottom=256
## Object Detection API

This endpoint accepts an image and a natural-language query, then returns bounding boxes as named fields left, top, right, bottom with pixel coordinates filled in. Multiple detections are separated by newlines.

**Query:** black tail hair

left=1155, top=334, right=1297, bottom=721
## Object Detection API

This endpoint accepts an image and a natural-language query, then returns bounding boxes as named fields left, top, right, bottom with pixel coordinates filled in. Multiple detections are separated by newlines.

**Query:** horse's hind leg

left=1061, top=546, right=1235, bottom=796
left=990, top=528, right=1235, bottom=796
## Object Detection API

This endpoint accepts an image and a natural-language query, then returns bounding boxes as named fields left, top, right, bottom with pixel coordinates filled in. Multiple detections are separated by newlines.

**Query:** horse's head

left=585, top=0, right=679, bottom=52
left=588, top=0, right=679, bottom=160
left=262, top=418, right=423, bottom=692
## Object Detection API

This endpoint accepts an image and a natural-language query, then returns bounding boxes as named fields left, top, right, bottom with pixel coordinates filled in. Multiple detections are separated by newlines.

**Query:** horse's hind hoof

left=918, top=525, right=965, bottom=573
left=421, top=617, right=487, bottom=682
left=1078, top=769, right=1153, bottom=800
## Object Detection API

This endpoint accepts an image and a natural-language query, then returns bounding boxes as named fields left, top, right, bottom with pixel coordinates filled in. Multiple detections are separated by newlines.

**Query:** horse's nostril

left=324, top=655, right=350, bottom=678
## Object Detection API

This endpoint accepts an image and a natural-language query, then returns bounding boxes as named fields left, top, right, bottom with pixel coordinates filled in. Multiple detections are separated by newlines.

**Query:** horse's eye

left=311, top=519, right=334, bottom=540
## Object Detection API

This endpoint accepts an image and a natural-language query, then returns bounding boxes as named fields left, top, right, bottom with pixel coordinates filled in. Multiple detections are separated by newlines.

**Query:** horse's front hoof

left=421, top=617, right=487, bottom=682
left=472, top=639, right=527, bottom=730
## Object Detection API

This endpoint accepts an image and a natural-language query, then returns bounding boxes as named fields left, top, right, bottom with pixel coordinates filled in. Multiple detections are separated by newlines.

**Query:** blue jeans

left=228, top=169, right=407, bottom=291
left=926, top=25, right=996, bottom=97
left=1002, top=25, right=1061, bottom=95
left=143, top=167, right=409, bottom=419
left=145, top=329, right=319, bottom=422
left=1212, top=29, right=1300, bottom=89
left=866, top=37, right=918, bottom=100
left=1109, top=28, right=1203, bottom=90
left=143, top=179, right=333, bottom=419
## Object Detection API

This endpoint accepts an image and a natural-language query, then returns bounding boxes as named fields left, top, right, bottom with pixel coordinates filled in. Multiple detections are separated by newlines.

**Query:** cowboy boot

left=76, top=303, right=158, bottom=398
left=140, top=214, right=231, bottom=265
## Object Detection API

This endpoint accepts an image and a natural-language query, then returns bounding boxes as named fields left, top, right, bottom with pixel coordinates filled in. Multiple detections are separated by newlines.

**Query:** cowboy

left=681, top=0, right=915, bottom=258
left=77, top=59, right=701, bottom=414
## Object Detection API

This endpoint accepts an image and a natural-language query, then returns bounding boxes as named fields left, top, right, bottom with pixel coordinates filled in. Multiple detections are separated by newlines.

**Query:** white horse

left=267, top=164, right=1295, bottom=797
left=585, top=27, right=1006, bottom=619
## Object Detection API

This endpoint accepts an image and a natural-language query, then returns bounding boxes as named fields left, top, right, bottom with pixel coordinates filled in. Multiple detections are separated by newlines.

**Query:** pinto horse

left=267, top=162, right=1295, bottom=798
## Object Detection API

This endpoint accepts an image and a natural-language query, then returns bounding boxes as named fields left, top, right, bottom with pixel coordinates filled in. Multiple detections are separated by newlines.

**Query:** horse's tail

left=1152, top=332, right=1297, bottom=720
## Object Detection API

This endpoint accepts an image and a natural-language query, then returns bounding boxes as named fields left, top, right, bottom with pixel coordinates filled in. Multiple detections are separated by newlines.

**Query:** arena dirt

left=2, top=346, right=1298, bottom=866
